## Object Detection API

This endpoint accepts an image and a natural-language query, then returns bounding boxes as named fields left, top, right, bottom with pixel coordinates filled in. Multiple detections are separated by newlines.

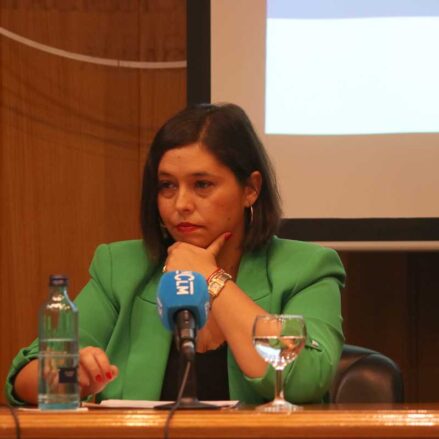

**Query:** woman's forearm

left=14, top=359, right=38, bottom=405
left=211, top=281, right=269, bottom=378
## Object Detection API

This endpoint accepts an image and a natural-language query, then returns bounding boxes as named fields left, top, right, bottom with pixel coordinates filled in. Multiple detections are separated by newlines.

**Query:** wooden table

left=2, top=404, right=439, bottom=439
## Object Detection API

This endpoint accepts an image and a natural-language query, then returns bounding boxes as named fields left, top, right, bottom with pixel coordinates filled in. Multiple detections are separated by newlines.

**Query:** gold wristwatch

left=208, top=269, right=232, bottom=300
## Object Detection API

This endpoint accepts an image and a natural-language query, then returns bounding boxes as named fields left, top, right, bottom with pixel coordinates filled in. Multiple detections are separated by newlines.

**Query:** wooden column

left=0, top=0, right=186, bottom=403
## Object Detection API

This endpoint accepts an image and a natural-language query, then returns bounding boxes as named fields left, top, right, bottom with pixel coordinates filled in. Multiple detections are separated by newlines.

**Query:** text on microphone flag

left=174, top=270, right=195, bottom=295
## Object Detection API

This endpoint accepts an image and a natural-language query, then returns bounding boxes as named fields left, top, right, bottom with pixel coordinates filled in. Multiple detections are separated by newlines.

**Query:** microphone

left=157, top=271, right=210, bottom=361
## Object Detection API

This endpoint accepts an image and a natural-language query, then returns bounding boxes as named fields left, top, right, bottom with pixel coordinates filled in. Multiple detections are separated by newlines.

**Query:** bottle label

left=59, top=366, right=78, bottom=384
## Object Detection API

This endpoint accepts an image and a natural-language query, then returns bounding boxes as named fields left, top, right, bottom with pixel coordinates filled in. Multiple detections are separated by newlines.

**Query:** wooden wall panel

left=339, top=252, right=412, bottom=399
left=340, top=251, right=439, bottom=403
left=139, top=69, right=187, bottom=167
left=1, top=0, right=141, bottom=58
left=0, top=0, right=186, bottom=403
left=410, top=253, right=439, bottom=402
left=138, top=0, right=187, bottom=163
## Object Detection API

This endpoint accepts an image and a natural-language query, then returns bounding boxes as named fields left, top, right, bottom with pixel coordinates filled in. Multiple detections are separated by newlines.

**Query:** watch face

left=209, top=281, right=221, bottom=297
left=208, top=272, right=232, bottom=298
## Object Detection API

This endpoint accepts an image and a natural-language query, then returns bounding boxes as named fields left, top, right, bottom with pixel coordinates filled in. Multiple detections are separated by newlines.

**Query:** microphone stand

left=159, top=353, right=219, bottom=410
left=155, top=313, right=220, bottom=410
left=155, top=351, right=220, bottom=410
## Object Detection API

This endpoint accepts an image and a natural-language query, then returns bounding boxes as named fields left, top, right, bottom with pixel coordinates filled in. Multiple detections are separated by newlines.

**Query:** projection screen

left=188, top=0, right=439, bottom=249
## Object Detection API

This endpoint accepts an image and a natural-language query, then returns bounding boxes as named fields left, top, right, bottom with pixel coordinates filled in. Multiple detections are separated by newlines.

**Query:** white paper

left=96, top=399, right=238, bottom=409
left=19, top=407, right=88, bottom=412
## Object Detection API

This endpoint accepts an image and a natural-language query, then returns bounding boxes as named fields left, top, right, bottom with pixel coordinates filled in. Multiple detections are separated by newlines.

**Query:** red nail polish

left=225, top=232, right=232, bottom=240
left=106, top=372, right=112, bottom=380
left=96, top=374, right=102, bottom=382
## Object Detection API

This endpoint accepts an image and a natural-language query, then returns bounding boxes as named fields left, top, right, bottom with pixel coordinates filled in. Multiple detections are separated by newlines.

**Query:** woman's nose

left=175, top=187, right=194, bottom=212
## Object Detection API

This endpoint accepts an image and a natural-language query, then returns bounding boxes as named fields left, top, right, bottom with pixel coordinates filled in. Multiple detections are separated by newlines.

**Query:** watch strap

left=207, top=269, right=232, bottom=300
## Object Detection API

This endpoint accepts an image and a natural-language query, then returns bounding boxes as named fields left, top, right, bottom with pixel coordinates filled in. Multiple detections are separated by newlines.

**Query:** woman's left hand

left=164, top=232, right=231, bottom=278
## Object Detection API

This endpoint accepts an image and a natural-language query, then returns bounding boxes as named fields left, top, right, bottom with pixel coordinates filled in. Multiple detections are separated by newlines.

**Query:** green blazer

left=5, top=237, right=345, bottom=405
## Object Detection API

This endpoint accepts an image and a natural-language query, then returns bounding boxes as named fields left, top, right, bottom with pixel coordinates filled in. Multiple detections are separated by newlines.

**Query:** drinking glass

left=252, top=314, right=306, bottom=412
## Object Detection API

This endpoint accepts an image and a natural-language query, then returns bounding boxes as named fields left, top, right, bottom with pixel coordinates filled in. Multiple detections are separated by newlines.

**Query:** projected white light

left=265, top=0, right=439, bottom=135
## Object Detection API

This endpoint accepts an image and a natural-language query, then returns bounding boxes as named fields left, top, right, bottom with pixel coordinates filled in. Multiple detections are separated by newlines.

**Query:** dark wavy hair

left=140, top=103, right=282, bottom=263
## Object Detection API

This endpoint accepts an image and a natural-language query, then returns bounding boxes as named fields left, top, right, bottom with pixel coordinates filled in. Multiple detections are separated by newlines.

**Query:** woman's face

left=157, top=143, right=259, bottom=248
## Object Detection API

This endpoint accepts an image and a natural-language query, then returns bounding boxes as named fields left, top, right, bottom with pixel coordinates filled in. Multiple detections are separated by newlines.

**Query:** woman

left=6, top=103, right=345, bottom=405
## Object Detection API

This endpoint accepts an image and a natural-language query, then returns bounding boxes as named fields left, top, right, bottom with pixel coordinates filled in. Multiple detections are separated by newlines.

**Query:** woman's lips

left=176, top=223, right=201, bottom=233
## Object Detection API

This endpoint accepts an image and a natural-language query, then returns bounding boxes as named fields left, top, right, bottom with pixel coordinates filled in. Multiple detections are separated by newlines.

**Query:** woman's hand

left=164, top=232, right=231, bottom=278
left=13, top=347, right=118, bottom=405
left=79, top=347, right=118, bottom=398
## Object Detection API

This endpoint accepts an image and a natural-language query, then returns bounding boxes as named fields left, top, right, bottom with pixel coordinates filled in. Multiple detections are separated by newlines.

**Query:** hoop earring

left=249, top=205, right=254, bottom=227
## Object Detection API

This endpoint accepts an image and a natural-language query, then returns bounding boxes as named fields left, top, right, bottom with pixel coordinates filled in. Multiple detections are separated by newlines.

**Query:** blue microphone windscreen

left=157, top=271, right=210, bottom=331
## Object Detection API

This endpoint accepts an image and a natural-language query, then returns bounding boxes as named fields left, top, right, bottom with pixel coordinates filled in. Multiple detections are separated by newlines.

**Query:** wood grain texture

left=3, top=406, right=439, bottom=439
left=409, top=253, right=439, bottom=402
left=339, top=252, right=411, bottom=399
left=339, top=251, right=439, bottom=403
left=0, top=0, right=186, bottom=403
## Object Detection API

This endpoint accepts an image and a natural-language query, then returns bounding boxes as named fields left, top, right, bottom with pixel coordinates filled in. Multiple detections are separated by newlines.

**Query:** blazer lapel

left=123, top=271, right=172, bottom=400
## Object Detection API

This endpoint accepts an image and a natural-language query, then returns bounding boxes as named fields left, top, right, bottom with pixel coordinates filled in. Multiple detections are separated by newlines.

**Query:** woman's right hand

left=14, top=346, right=118, bottom=405
left=78, top=346, right=118, bottom=398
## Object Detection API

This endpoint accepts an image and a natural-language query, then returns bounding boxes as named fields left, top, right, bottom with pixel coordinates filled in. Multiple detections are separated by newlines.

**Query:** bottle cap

left=49, top=274, right=69, bottom=287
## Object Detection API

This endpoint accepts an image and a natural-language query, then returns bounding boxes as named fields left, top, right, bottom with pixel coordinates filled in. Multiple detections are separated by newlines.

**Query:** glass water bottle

left=38, top=274, right=79, bottom=410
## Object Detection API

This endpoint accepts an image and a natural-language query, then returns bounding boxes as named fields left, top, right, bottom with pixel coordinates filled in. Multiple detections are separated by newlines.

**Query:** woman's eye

left=195, top=180, right=213, bottom=190
left=158, top=181, right=176, bottom=194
